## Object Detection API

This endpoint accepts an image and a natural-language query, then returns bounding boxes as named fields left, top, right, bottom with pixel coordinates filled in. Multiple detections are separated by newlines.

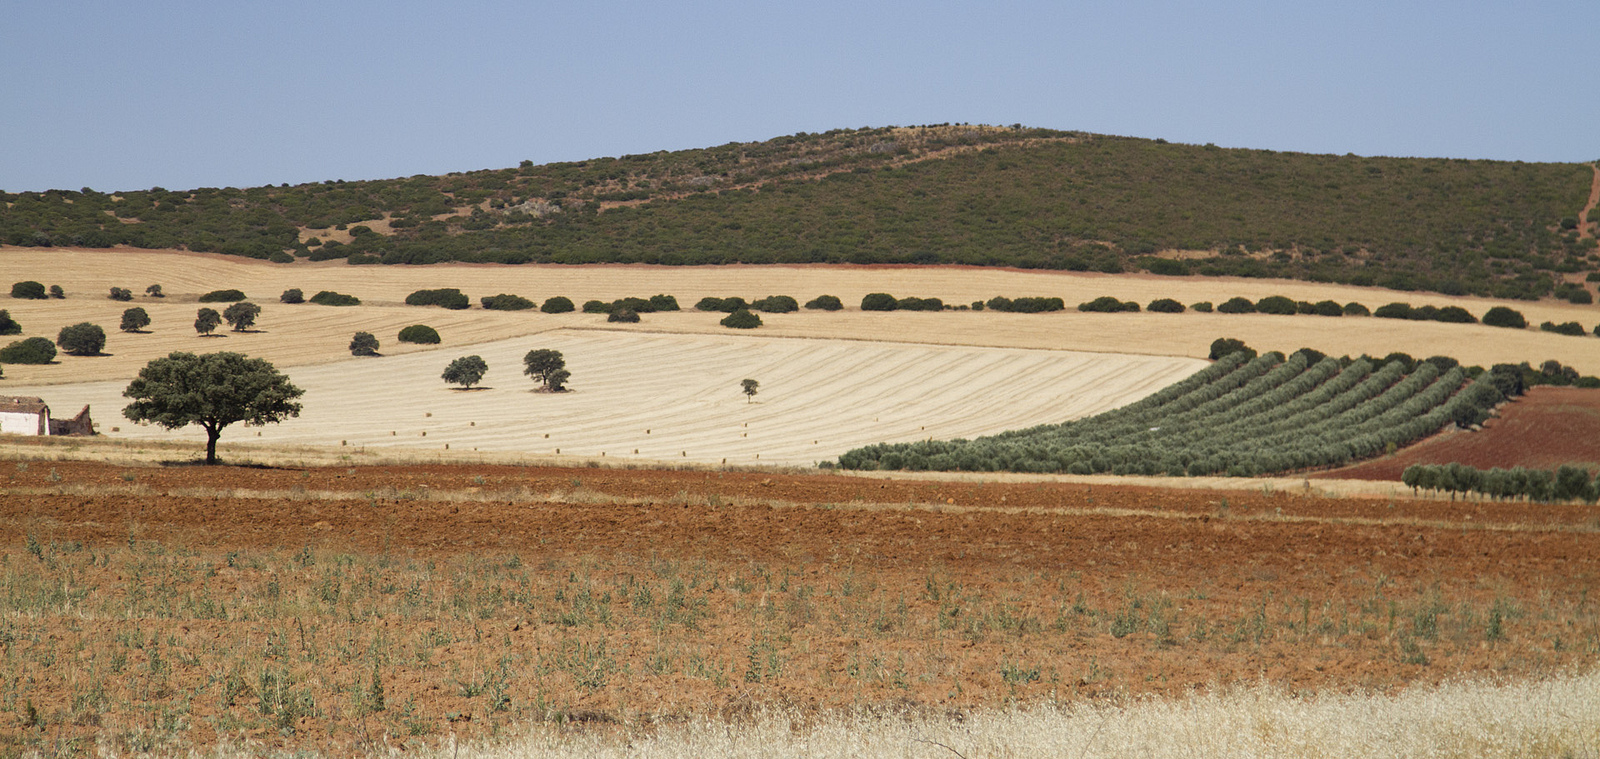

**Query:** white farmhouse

left=0, top=396, right=51, bottom=435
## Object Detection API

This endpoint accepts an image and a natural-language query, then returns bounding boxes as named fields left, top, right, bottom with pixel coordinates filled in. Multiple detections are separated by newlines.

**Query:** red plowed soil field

left=2, top=456, right=1598, bottom=755
left=1322, top=386, right=1600, bottom=481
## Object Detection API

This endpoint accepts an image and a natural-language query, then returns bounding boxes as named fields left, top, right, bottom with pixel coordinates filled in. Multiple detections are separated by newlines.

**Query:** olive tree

left=443, top=355, right=488, bottom=389
left=523, top=349, right=570, bottom=392
left=123, top=351, right=304, bottom=464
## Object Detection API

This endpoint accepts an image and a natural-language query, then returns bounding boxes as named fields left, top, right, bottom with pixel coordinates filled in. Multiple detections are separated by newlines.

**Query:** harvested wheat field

left=0, top=457, right=1596, bottom=756
left=4, top=329, right=1206, bottom=466
left=4, top=249, right=1600, bottom=386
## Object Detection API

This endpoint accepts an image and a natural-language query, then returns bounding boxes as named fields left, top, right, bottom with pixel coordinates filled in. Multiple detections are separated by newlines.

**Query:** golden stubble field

left=3, top=247, right=1600, bottom=466
left=4, top=248, right=1600, bottom=383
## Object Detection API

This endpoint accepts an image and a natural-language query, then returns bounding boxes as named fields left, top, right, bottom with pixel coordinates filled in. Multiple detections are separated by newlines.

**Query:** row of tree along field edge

left=31, top=281, right=1584, bottom=338
left=838, top=342, right=1530, bottom=476
left=2, top=125, right=1595, bottom=299
left=1402, top=462, right=1599, bottom=503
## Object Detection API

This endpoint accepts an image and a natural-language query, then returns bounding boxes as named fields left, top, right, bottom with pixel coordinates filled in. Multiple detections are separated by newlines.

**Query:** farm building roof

left=0, top=396, right=48, bottom=415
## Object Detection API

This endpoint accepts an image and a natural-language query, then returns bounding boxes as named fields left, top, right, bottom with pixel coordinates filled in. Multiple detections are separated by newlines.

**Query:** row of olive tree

left=1401, top=462, right=1597, bottom=503
left=838, top=341, right=1507, bottom=476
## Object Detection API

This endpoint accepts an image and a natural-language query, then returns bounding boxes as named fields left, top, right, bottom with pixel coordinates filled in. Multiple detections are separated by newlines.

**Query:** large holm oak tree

left=122, top=351, right=304, bottom=464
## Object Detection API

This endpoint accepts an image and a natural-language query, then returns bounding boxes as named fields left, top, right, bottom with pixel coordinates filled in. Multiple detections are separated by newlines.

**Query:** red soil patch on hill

left=1319, top=386, right=1600, bottom=481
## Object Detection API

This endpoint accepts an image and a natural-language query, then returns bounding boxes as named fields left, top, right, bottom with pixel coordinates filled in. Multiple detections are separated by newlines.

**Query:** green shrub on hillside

left=581, top=300, right=611, bottom=313
left=751, top=295, right=799, bottom=313
left=696, top=296, right=748, bottom=313
left=481, top=293, right=536, bottom=311
left=10, top=281, right=46, bottom=300
left=0, top=337, right=57, bottom=364
left=1483, top=306, right=1528, bottom=329
left=1191, top=301, right=1213, bottom=313
left=1147, top=298, right=1185, bottom=313
left=198, top=289, right=246, bottom=303
left=1208, top=337, right=1255, bottom=360
left=720, top=309, right=762, bottom=328
left=405, top=288, right=470, bottom=309
left=1374, top=302, right=1413, bottom=319
left=1342, top=302, right=1370, bottom=316
left=895, top=296, right=944, bottom=311
left=860, top=293, right=898, bottom=311
left=608, top=308, right=640, bottom=323
left=0, top=310, right=21, bottom=335
left=280, top=288, right=304, bottom=304
left=805, top=295, right=844, bottom=311
left=1216, top=297, right=1255, bottom=314
left=1078, top=296, right=1139, bottom=312
left=1254, top=295, right=1298, bottom=315
left=398, top=324, right=441, bottom=344
left=1539, top=320, right=1587, bottom=336
left=1309, top=300, right=1343, bottom=316
left=540, top=296, right=575, bottom=313
left=987, top=296, right=1066, bottom=312
left=309, top=290, right=360, bottom=306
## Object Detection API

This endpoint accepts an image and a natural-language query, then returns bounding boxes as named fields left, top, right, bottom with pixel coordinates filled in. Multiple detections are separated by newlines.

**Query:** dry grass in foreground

left=3, top=458, right=1598, bottom=757
left=447, top=670, right=1600, bottom=759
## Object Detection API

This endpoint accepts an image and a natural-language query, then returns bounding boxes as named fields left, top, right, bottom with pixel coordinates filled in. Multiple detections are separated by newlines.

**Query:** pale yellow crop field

left=3, top=329, right=1206, bottom=466
left=4, top=248, right=1600, bottom=464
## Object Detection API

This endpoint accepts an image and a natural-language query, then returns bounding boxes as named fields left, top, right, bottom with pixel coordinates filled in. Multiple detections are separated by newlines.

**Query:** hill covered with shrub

left=2, top=125, right=1594, bottom=298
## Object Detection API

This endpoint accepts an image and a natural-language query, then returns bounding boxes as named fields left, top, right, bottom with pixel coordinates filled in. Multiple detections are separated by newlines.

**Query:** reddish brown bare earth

left=2, top=455, right=1597, bottom=755
left=1322, top=386, right=1600, bottom=481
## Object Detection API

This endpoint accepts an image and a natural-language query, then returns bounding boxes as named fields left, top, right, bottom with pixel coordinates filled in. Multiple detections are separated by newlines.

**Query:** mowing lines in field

left=8, top=330, right=1207, bottom=466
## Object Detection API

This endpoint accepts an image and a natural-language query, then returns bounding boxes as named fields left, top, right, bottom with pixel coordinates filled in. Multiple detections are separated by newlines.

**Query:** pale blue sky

left=3, top=1, right=1595, bottom=192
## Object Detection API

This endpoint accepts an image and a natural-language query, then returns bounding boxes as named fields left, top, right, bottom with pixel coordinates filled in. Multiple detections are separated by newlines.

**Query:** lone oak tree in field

left=195, top=308, right=222, bottom=336
left=120, top=307, right=151, bottom=333
left=55, top=322, right=107, bottom=356
left=523, top=349, right=570, bottom=392
left=741, top=378, right=760, bottom=403
left=123, top=351, right=304, bottom=465
left=349, top=331, right=379, bottom=356
left=222, top=301, right=262, bottom=331
left=442, top=355, right=488, bottom=389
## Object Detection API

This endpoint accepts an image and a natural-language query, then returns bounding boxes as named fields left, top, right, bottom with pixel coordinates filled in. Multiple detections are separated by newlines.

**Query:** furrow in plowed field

left=1, top=458, right=1596, bottom=754
left=4, top=330, right=1207, bottom=466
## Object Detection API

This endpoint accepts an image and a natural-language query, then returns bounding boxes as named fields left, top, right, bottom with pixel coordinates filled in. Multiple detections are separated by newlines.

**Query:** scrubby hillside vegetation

left=3, top=125, right=1595, bottom=298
